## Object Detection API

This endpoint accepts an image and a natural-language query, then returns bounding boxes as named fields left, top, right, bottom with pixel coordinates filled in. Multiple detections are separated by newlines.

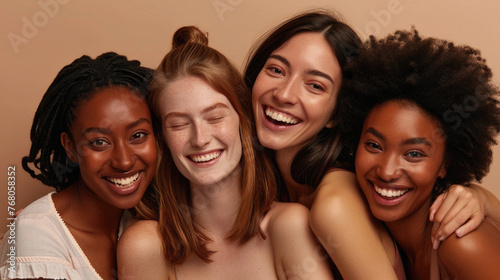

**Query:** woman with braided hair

left=0, top=52, right=158, bottom=280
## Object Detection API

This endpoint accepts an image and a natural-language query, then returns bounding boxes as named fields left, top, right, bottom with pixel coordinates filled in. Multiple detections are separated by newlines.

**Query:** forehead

left=272, top=32, right=342, bottom=81
left=72, top=86, right=149, bottom=127
left=160, top=76, right=235, bottom=113
left=364, top=101, right=444, bottom=141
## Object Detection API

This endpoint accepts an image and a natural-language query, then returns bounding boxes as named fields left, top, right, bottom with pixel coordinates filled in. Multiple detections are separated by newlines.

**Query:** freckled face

left=158, top=76, right=242, bottom=188
left=355, top=101, right=447, bottom=223
left=62, top=86, right=157, bottom=210
left=252, top=32, right=342, bottom=155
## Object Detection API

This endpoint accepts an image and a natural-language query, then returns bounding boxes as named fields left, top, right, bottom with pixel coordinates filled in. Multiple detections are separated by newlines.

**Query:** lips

left=106, top=173, right=140, bottom=189
left=374, top=184, right=410, bottom=199
left=189, top=151, right=222, bottom=163
left=264, top=106, right=300, bottom=125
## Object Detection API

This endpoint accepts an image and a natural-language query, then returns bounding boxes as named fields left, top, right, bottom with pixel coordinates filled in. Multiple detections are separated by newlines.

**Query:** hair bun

left=172, top=26, right=208, bottom=49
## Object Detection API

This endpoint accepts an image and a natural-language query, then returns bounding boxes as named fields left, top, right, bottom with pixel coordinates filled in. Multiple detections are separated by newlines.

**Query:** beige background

left=1, top=0, right=499, bottom=227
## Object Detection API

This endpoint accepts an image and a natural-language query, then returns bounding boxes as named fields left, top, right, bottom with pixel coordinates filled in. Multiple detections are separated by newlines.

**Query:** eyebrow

left=81, top=118, right=151, bottom=136
left=268, top=54, right=335, bottom=85
left=365, top=127, right=432, bottom=146
left=365, top=127, right=385, bottom=141
left=126, top=118, right=151, bottom=130
left=164, top=103, right=230, bottom=121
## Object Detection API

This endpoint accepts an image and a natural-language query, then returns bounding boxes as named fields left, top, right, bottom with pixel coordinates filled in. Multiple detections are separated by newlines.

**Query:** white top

left=0, top=192, right=129, bottom=280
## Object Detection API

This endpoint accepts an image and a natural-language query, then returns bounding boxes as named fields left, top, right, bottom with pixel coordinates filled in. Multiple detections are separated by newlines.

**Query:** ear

left=437, top=163, right=447, bottom=179
left=325, top=119, right=335, bottom=129
left=60, top=132, right=78, bottom=163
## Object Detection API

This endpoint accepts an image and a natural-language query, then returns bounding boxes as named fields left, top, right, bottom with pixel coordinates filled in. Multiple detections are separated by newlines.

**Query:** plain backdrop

left=1, top=0, right=499, bottom=227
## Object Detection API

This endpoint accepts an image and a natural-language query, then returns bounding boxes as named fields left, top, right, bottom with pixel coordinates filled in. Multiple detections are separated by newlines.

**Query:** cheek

left=220, top=121, right=241, bottom=145
left=76, top=151, right=104, bottom=181
left=252, top=72, right=268, bottom=102
left=354, top=144, right=379, bottom=179
left=409, top=165, right=441, bottom=191
left=302, top=97, right=337, bottom=128
left=140, top=139, right=158, bottom=165
left=355, top=149, right=370, bottom=177
left=163, top=129, right=186, bottom=157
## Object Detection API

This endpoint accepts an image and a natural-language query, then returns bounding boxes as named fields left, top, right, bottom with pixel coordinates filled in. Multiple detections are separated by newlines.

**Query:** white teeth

left=107, top=173, right=139, bottom=188
left=190, top=151, right=221, bottom=163
left=374, top=185, right=409, bottom=198
left=265, top=107, right=299, bottom=124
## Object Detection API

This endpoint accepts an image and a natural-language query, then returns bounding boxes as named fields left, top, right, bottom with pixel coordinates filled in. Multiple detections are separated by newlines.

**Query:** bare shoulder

left=265, top=202, right=335, bottom=280
left=119, top=219, right=162, bottom=252
left=117, top=220, right=173, bottom=279
left=438, top=218, right=500, bottom=279
left=266, top=202, right=310, bottom=236
left=313, top=170, right=359, bottom=206
left=310, top=170, right=369, bottom=228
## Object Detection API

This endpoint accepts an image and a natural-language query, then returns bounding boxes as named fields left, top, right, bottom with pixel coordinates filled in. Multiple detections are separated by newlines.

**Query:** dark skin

left=52, top=184, right=122, bottom=279
left=55, top=86, right=157, bottom=279
left=356, top=101, right=500, bottom=279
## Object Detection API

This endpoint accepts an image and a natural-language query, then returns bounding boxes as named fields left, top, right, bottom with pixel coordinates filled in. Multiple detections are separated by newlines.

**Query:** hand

left=429, top=184, right=486, bottom=249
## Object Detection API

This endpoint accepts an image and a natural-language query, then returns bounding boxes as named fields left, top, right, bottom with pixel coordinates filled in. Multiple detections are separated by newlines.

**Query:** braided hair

left=22, top=52, right=153, bottom=191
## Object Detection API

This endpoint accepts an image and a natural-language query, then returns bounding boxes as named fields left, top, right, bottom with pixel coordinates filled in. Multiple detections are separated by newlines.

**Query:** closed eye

left=166, top=122, right=189, bottom=130
left=207, top=116, right=224, bottom=124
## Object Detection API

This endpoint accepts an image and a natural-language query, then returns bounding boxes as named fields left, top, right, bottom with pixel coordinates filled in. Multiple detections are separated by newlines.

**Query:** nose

left=190, top=122, right=211, bottom=148
left=110, top=141, right=135, bottom=171
left=376, top=153, right=403, bottom=182
left=272, top=77, right=299, bottom=105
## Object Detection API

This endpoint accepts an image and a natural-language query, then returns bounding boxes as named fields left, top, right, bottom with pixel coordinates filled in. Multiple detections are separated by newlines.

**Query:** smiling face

left=61, top=86, right=157, bottom=210
left=158, top=75, right=242, bottom=188
left=355, top=101, right=447, bottom=223
left=252, top=32, right=343, bottom=154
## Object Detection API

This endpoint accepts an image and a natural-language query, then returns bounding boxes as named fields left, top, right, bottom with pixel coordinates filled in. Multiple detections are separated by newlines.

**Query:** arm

left=438, top=218, right=500, bottom=279
left=117, top=220, right=174, bottom=280
left=429, top=183, right=500, bottom=248
left=309, top=171, right=398, bottom=280
left=269, top=203, right=334, bottom=280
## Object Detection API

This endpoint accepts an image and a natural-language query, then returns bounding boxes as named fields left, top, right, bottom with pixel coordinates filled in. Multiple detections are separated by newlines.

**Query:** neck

left=53, top=180, right=124, bottom=237
left=385, top=199, right=434, bottom=278
left=190, top=167, right=242, bottom=238
left=274, top=148, right=315, bottom=206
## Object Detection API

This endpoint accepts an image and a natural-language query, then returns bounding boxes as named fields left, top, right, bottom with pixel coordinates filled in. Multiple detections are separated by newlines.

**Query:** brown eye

left=88, top=139, right=110, bottom=150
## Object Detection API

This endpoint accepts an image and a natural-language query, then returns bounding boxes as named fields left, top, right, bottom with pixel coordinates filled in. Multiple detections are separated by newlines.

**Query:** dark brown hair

left=244, top=10, right=362, bottom=192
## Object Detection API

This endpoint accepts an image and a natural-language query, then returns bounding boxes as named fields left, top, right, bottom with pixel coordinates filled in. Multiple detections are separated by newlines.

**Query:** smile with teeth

left=265, top=107, right=299, bottom=125
left=374, top=185, right=410, bottom=199
left=190, top=151, right=221, bottom=163
left=106, top=173, right=139, bottom=188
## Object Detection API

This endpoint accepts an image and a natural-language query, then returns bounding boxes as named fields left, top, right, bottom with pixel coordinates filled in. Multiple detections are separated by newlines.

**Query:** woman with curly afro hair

left=339, top=28, right=500, bottom=279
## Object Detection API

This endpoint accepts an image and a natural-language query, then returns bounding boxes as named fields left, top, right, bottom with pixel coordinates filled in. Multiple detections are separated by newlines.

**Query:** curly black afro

left=338, top=28, right=500, bottom=196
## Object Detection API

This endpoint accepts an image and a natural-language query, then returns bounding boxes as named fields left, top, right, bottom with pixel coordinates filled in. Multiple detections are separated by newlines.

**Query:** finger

left=430, top=193, right=446, bottom=222
left=437, top=204, right=471, bottom=239
left=454, top=213, right=482, bottom=237
left=435, top=194, right=472, bottom=234
left=433, top=185, right=471, bottom=225
left=431, top=191, right=460, bottom=238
